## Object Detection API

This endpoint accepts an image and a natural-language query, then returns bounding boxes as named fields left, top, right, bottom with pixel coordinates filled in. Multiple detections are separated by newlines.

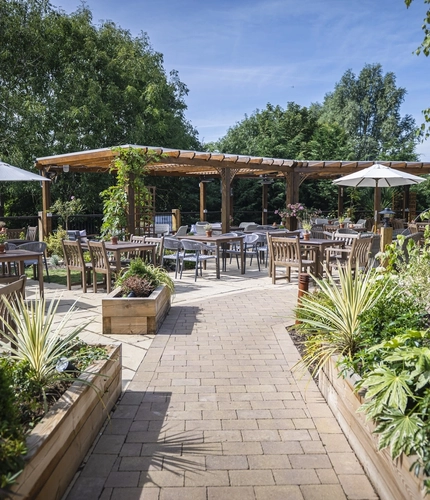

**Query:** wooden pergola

left=34, top=145, right=430, bottom=236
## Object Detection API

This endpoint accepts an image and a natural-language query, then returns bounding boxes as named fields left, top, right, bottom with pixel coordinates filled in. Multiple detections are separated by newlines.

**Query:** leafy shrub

left=44, top=225, right=67, bottom=258
left=0, top=360, right=26, bottom=489
left=116, top=258, right=174, bottom=293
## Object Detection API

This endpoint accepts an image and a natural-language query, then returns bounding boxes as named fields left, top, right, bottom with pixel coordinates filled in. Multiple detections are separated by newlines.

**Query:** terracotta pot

left=111, top=236, right=118, bottom=245
left=205, top=231, right=213, bottom=237
left=303, top=233, right=310, bottom=241
left=0, top=244, right=5, bottom=253
left=339, top=223, right=345, bottom=229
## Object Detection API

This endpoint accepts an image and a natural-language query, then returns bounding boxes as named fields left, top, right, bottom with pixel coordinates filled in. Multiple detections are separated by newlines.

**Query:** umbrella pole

left=373, top=180, right=381, bottom=233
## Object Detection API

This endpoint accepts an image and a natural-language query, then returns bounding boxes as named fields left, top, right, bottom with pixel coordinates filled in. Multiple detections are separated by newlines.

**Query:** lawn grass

left=25, top=267, right=97, bottom=287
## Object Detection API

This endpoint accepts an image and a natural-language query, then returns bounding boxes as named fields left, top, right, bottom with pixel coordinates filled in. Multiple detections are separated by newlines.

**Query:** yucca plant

left=294, top=266, right=391, bottom=376
left=0, top=295, right=90, bottom=412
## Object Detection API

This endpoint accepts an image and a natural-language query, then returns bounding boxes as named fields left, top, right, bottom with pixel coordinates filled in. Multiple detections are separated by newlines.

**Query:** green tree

left=319, top=64, right=420, bottom=161
left=405, top=0, right=430, bottom=137
left=0, top=0, right=200, bottom=216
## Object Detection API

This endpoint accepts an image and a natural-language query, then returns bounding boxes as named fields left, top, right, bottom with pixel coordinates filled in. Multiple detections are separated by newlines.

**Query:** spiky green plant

left=294, top=266, right=391, bottom=375
left=0, top=295, right=90, bottom=411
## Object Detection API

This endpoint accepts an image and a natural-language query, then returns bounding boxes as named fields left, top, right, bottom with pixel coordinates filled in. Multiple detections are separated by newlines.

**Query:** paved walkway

left=30, top=264, right=378, bottom=500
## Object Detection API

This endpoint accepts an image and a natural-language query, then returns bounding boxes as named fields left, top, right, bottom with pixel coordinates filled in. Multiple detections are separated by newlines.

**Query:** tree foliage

left=0, top=0, right=200, bottom=216
left=405, top=0, right=430, bottom=137
left=319, top=64, right=419, bottom=161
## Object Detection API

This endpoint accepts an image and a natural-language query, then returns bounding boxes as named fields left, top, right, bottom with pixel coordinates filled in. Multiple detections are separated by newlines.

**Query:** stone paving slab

left=56, top=263, right=379, bottom=500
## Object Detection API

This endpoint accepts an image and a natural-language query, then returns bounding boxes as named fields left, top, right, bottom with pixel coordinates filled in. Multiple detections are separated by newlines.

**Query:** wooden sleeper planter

left=102, top=284, right=171, bottom=335
left=10, top=344, right=122, bottom=500
left=318, top=356, right=425, bottom=500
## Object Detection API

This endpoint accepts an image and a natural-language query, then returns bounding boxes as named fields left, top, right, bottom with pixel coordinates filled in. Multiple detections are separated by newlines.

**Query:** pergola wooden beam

left=35, top=145, right=430, bottom=236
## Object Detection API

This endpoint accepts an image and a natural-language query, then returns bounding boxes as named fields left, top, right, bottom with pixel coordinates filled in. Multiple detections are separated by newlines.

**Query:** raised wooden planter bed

left=10, top=344, right=122, bottom=500
left=102, top=284, right=171, bottom=335
left=318, top=356, right=425, bottom=500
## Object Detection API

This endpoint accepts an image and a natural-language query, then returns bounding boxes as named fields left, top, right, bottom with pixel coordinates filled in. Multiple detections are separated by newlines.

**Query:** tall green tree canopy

left=405, top=0, right=430, bottom=137
left=319, top=63, right=419, bottom=161
left=0, top=0, right=200, bottom=215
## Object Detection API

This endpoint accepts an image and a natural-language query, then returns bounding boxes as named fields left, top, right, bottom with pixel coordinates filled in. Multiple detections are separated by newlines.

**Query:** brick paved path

left=66, top=285, right=378, bottom=500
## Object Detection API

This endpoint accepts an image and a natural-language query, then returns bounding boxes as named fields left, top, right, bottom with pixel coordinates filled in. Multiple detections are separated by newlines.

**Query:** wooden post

left=380, top=226, right=393, bottom=253
left=171, top=209, right=181, bottom=232
left=199, top=182, right=207, bottom=221
left=337, top=186, right=344, bottom=217
left=41, top=173, right=52, bottom=239
left=220, top=169, right=231, bottom=233
left=262, top=183, right=268, bottom=224
left=285, top=171, right=299, bottom=231
left=296, top=273, right=310, bottom=325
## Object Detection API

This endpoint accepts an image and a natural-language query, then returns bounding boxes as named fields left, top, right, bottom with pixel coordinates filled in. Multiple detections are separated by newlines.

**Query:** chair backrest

left=349, top=236, right=373, bottom=270
left=129, top=234, right=146, bottom=243
left=336, top=228, right=359, bottom=234
left=181, top=239, right=209, bottom=253
left=144, top=236, right=164, bottom=265
left=6, top=228, right=25, bottom=239
left=311, top=229, right=326, bottom=240
left=175, top=225, right=188, bottom=237
left=243, top=233, right=259, bottom=245
left=88, top=240, right=111, bottom=272
left=239, top=222, right=257, bottom=229
left=195, top=224, right=207, bottom=235
left=18, top=242, right=47, bottom=263
left=268, top=235, right=302, bottom=264
left=333, top=232, right=361, bottom=247
left=408, top=223, right=419, bottom=234
left=62, top=239, right=86, bottom=269
left=163, top=236, right=182, bottom=251
left=26, top=226, right=38, bottom=241
left=0, top=275, right=27, bottom=341
left=244, top=224, right=259, bottom=232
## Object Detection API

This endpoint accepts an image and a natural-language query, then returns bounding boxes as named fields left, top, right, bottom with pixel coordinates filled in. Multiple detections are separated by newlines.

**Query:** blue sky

left=55, top=0, right=430, bottom=160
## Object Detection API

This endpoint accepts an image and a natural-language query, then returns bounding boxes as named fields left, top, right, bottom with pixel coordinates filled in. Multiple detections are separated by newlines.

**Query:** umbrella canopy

left=332, top=163, right=425, bottom=188
left=0, top=161, right=50, bottom=182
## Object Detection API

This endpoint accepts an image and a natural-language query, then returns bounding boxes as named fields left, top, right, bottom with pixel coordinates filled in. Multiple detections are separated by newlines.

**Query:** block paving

left=38, top=266, right=379, bottom=500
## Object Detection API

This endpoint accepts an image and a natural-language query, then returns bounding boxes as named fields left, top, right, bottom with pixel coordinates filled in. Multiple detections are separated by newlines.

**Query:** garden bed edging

left=318, top=355, right=426, bottom=500
left=10, top=344, right=122, bottom=500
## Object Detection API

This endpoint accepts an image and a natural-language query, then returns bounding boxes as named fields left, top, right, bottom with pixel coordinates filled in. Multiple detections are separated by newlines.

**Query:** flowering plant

left=275, top=203, right=321, bottom=222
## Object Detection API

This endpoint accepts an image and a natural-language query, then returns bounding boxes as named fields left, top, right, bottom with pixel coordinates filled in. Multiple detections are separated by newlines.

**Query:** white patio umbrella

left=333, top=163, right=426, bottom=223
left=332, top=163, right=425, bottom=188
left=0, top=160, right=50, bottom=182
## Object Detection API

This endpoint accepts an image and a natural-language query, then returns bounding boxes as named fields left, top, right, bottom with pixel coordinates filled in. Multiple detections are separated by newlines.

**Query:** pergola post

left=199, top=181, right=207, bottom=221
left=41, top=171, right=52, bottom=240
left=127, top=179, right=136, bottom=237
left=262, top=183, right=268, bottom=225
left=220, top=168, right=231, bottom=233
left=337, top=186, right=344, bottom=216
left=285, top=171, right=300, bottom=231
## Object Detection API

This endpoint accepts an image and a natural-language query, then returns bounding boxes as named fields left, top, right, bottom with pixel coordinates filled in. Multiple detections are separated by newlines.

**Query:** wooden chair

left=62, top=239, right=93, bottom=293
left=325, top=236, right=373, bottom=275
left=144, top=236, right=164, bottom=266
left=0, top=275, right=26, bottom=345
left=87, top=240, right=118, bottom=293
left=6, top=227, right=26, bottom=239
left=268, top=234, right=316, bottom=284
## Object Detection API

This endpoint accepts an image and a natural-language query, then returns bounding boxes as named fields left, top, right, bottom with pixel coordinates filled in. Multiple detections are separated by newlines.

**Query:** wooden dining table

left=178, top=234, right=245, bottom=279
left=300, top=238, right=344, bottom=278
left=0, top=248, right=44, bottom=295
left=81, top=240, right=157, bottom=273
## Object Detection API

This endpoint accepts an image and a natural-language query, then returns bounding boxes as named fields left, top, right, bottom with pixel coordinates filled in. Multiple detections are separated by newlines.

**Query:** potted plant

left=301, top=221, right=312, bottom=241
left=204, top=223, right=213, bottom=237
left=102, top=258, right=174, bottom=335
left=338, top=214, right=346, bottom=228
left=0, top=295, right=121, bottom=499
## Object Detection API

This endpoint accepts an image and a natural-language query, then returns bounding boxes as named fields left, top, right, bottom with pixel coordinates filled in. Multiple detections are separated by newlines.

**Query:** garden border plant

left=294, top=231, right=430, bottom=494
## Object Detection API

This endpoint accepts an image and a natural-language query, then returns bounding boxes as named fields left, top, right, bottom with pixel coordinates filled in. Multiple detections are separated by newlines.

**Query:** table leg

left=240, top=239, right=245, bottom=274
left=216, top=243, right=221, bottom=279
left=115, top=250, right=121, bottom=274
left=37, top=255, right=44, bottom=297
